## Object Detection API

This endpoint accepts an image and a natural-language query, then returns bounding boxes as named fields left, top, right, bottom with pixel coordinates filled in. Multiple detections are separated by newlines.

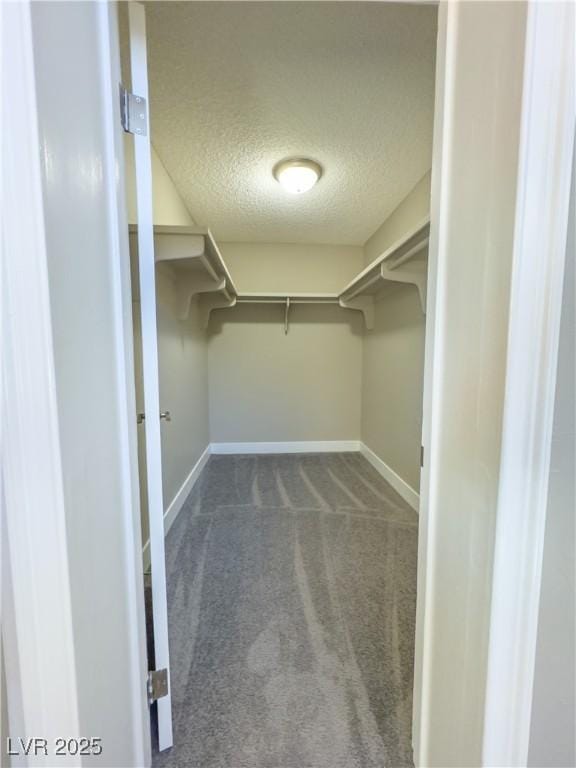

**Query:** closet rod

left=235, top=295, right=339, bottom=305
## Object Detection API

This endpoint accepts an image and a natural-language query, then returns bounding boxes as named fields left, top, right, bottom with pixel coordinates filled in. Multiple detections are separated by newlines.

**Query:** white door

left=126, top=2, right=173, bottom=751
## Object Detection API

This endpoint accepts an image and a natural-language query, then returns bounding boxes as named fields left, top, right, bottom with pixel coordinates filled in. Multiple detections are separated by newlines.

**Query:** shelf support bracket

left=198, top=294, right=237, bottom=330
left=175, top=275, right=226, bottom=320
left=380, top=265, right=427, bottom=313
left=284, top=297, right=291, bottom=335
left=339, top=295, right=375, bottom=330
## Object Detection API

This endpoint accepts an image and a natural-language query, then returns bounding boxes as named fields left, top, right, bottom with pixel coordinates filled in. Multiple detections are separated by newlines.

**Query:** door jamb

left=1, top=1, right=151, bottom=762
left=1, top=0, right=81, bottom=745
left=482, top=3, right=575, bottom=765
left=414, top=1, right=575, bottom=765
left=410, top=1, right=448, bottom=762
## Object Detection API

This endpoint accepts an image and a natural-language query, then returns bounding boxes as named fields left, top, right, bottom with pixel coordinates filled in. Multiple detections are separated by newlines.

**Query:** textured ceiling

left=143, top=2, right=437, bottom=245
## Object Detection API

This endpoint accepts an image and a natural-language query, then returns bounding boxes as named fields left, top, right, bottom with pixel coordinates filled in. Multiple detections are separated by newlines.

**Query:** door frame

left=3, top=1, right=573, bottom=766
left=2, top=0, right=150, bottom=763
left=482, top=2, right=574, bottom=765
left=415, top=1, right=574, bottom=766
left=1, top=0, right=81, bottom=745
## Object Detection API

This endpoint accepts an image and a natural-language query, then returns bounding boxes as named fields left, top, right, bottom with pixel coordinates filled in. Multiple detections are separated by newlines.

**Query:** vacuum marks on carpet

left=153, top=453, right=417, bottom=768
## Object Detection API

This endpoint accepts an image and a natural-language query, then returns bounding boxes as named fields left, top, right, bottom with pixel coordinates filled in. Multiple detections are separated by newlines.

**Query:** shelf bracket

left=339, top=295, right=375, bottom=330
left=175, top=275, right=226, bottom=320
left=284, top=297, right=291, bottom=335
left=198, top=293, right=237, bottom=330
left=380, top=265, right=427, bottom=313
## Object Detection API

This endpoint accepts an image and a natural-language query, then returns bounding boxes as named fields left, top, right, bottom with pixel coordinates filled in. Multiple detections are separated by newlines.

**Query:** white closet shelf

left=130, top=225, right=238, bottom=325
left=339, top=217, right=430, bottom=329
left=130, top=220, right=430, bottom=331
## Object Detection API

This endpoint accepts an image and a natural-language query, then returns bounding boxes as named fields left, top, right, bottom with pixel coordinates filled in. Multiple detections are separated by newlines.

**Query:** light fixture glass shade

left=273, top=159, right=322, bottom=194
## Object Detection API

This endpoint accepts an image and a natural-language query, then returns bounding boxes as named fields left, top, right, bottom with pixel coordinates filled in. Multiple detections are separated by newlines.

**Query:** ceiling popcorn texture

left=143, top=2, right=437, bottom=245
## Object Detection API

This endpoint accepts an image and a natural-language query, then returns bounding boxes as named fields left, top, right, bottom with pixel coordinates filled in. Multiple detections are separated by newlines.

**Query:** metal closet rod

left=234, top=295, right=340, bottom=334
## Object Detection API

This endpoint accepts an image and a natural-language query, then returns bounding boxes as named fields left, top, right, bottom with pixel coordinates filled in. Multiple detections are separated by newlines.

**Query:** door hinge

left=147, top=669, right=168, bottom=704
left=120, top=85, right=147, bottom=136
left=420, top=445, right=424, bottom=467
left=137, top=411, right=171, bottom=424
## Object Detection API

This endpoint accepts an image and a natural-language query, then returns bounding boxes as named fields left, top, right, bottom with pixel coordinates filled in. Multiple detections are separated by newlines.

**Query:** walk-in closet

left=8, top=2, right=569, bottom=767
left=121, top=3, right=437, bottom=766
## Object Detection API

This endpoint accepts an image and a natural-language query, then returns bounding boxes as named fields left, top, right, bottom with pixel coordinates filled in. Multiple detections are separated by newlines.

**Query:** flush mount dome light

left=273, top=158, right=322, bottom=194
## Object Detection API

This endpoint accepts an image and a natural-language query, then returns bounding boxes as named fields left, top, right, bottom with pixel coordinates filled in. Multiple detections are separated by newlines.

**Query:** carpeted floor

left=153, top=453, right=418, bottom=768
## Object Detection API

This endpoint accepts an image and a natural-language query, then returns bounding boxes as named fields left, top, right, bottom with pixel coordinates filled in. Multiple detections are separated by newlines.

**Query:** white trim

left=142, top=446, right=211, bottom=569
left=164, top=446, right=211, bottom=534
left=412, top=3, right=449, bottom=760
left=359, top=444, right=420, bottom=512
left=483, top=3, right=575, bottom=766
left=210, top=440, right=361, bottom=455
left=1, top=0, right=80, bottom=741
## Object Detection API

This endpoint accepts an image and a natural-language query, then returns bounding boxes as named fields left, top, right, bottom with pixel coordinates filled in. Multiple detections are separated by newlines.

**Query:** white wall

left=208, top=305, right=363, bottom=444
left=364, top=171, right=431, bottom=265
left=125, top=138, right=193, bottom=227
left=222, top=242, right=365, bottom=293
left=30, top=3, right=148, bottom=763
left=362, top=287, right=426, bottom=492
left=361, top=173, right=430, bottom=493
left=130, top=264, right=210, bottom=543
left=209, top=244, right=363, bottom=444
left=528, top=144, right=575, bottom=768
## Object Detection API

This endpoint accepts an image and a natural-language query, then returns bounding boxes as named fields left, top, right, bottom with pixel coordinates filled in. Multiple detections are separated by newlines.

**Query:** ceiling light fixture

left=273, top=158, right=322, bottom=194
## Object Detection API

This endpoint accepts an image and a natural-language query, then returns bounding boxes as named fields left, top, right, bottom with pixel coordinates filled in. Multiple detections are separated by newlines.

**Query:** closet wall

left=125, top=141, right=209, bottom=547
left=209, top=244, right=364, bottom=445
left=361, top=172, right=431, bottom=492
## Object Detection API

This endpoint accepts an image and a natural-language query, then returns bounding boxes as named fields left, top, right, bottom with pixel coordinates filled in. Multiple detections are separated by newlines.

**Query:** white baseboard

left=360, top=442, right=420, bottom=512
left=209, top=442, right=419, bottom=512
left=142, top=444, right=211, bottom=569
left=142, top=441, right=418, bottom=567
left=210, top=440, right=361, bottom=455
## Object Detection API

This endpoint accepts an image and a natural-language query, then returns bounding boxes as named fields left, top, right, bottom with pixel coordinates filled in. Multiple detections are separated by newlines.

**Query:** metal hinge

left=147, top=669, right=168, bottom=704
left=420, top=445, right=424, bottom=468
left=137, top=411, right=171, bottom=424
left=120, top=85, right=147, bottom=136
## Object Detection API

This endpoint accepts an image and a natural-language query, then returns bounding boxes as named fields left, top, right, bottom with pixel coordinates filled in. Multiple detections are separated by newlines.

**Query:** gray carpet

left=153, top=453, right=418, bottom=768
